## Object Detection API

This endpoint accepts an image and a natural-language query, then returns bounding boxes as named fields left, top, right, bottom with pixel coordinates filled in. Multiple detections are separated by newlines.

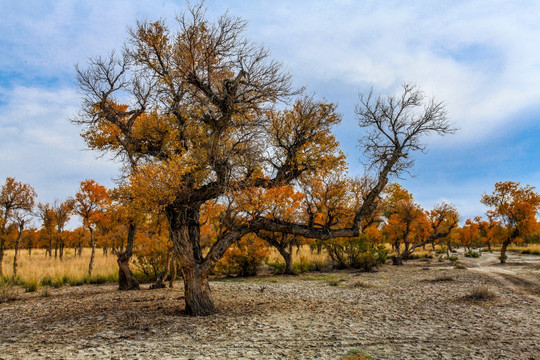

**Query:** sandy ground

left=1, top=251, right=539, bottom=360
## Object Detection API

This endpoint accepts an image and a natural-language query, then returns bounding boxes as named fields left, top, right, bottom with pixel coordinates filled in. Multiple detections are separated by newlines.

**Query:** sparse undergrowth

left=461, top=284, right=497, bottom=302
left=0, top=278, right=17, bottom=303
left=424, top=275, right=455, bottom=282
left=341, top=349, right=374, bottom=359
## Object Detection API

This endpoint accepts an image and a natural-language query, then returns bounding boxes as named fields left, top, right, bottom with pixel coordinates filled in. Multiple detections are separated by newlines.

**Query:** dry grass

left=266, top=245, right=330, bottom=264
left=487, top=244, right=540, bottom=254
left=1, top=249, right=118, bottom=287
left=510, top=244, right=540, bottom=255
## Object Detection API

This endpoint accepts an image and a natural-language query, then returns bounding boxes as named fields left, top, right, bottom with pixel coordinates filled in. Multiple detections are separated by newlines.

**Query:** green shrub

left=435, top=246, right=447, bottom=254
left=324, top=235, right=387, bottom=271
left=23, top=279, right=40, bottom=292
left=267, top=261, right=286, bottom=275
left=341, top=349, right=373, bottom=360
left=447, top=255, right=459, bottom=262
left=327, top=279, right=340, bottom=286
left=292, top=257, right=314, bottom=275
left=407, top=252, right=433, bottom=259
left=465, top=250, right=481, bottom=258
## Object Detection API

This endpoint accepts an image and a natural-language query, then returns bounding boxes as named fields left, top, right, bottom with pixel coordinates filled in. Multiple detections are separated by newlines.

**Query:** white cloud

left=0, top=86, right=119, bottom=205
left=220, top=1, right=540, bottom=145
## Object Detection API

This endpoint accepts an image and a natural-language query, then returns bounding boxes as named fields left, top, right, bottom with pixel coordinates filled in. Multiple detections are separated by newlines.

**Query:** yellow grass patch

left=266, top=245, right=330, bottom=264
left=1, top=249, right=118, bottom=287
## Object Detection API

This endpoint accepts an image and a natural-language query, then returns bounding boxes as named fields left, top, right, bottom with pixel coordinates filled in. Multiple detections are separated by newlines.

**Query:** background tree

left=37, top=203, right=56, bottom=257
left=236, top=185, right=306, bottom=274
left=110, top=186, right=142, bottom=290
left=382, top=185, right=459, bottom=265
left=74, top=4, right=454, bottom=315
left=25, top=228, right=39, bottom=256
left=458, top=218, right=481, bottom=251
left=475, top=215, right=503, bottom=251
left=52, top=199, right=74, bottom=260
left=0, top=177, right=37, bottom=276
left=383, top=198, right=430, bottom=265
left=481, top=181, right=540, bottom=263
left=11, top=210, right=33, bottom=278
left=73, top=180, right=110, bottom=276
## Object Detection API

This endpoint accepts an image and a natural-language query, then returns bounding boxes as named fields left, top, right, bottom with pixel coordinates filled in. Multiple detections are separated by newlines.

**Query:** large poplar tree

left=74, top=4, right=454, bottom=315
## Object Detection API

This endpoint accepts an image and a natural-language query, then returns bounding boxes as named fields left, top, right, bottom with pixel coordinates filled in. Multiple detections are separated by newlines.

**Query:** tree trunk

left=446, top=239, right=454, bottom=253
left=59, top=237, right=64, bottom=260
left=0, top=238, right=5, bottom=277
left=277, top=246, right=293, bottom=274
left=88, top=228, right=95, bottom=277
left=181, top=265, right=215, bottom=316
left=151, top=247, right=171, bottom=290
left=167, top=203, right=216, bottom=316
left=118, top=252, right=140, bottom=290
left=169, top=257, right=177, bottom=288
left=392, top=254, right=404, bottom=265
left=500, top=239, right=510, bottom=264
left=13, top=237, right=21, bottom=279
left=47, top=236, right=53, bottom=257
left=117, top=222, right=140, bottom=291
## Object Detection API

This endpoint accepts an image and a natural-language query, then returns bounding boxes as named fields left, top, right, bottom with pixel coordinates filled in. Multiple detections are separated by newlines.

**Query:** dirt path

left=1, top=255, right=539, bottom=359
left=461, top=251, right=540, bottom=299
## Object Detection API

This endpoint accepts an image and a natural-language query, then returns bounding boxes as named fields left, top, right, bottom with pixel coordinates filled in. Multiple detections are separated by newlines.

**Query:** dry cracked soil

left=1, top=251, right=539, bottom=359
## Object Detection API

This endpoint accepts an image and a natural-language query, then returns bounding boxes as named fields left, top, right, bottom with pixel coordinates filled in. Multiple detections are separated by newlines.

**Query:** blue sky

left=1, top=0, right=539, bottom=225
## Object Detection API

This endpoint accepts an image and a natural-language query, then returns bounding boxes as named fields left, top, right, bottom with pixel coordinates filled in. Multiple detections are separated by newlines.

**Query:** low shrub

left=341, top=349, right=374, bottom=360
left=465, top=250, right=481, bottom=258
left=324, top=235, right=387, bottom=271
left=447, top=255, right=459, bottom=262
left=347, top=278, right=372, bottom=288
left=214, top=235, right=270, bottom=277
left=23, top=279, right=40, bottom=292
left=407, top=252, right=434, bottom=259
left=327, top=279, right=340, bottom=286
left=431, top=275, right=454, bottom=282
left=435, top=246, right=447, bottom=254
left=463, top=285, right=497, bottom=302
left=0, top=277, right=17, bottom=303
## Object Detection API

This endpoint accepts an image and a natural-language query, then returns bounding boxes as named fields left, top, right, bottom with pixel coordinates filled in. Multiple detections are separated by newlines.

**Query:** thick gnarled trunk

left=168, top=203, right=216, bottom=316
left=277, top=245, right=293, bottom=275
left=181, top=265, right=215, bottom=316
left=0, top=239, right=5, bottom=277
left=500, top=239, right=510, bottom=264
